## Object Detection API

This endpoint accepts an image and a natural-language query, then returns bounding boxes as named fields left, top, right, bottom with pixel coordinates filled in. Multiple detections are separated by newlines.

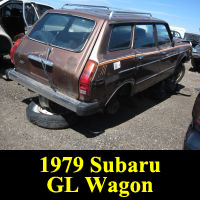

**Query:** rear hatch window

left=28, top=13, right=96, bottom=52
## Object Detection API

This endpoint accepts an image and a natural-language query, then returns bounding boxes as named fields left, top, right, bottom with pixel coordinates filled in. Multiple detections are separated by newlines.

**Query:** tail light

left=10, top=38, right=23, bottom=64
left=192, top=94, right=200, bottom=131
left=79, top=60, right=97, bottom=101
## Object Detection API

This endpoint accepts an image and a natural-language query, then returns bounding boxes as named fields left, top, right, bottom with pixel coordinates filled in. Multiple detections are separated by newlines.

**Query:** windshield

left=29, top=13, right=95, bottom=52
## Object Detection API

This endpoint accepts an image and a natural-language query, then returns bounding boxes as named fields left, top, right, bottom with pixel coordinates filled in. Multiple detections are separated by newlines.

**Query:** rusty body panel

left=15, top=10, right=105, bottom=99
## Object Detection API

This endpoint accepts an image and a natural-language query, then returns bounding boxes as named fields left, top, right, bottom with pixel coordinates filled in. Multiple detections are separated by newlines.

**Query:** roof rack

left=62, top=3, right=110, bottom=10
left=109, top=11, right=152, bottom=19
left=61, top=3, right=152, bottom=19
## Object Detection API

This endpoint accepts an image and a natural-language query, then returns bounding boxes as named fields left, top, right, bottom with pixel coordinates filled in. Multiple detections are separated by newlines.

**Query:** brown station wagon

left=9, top=4, right=192, bottom=129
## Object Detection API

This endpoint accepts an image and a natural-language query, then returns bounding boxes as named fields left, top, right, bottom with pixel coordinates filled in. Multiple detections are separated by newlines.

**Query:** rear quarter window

left=109, top=25, right=132, bottom=51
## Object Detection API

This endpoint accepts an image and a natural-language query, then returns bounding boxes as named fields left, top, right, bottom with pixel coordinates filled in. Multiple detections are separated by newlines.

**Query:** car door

left=1, top=1, right=25, bottom=40
left=156, top=24, right=179, bottom=79
left=103, top=24, right=137, bottom=99
left=134, top=24, right=161, bottom=93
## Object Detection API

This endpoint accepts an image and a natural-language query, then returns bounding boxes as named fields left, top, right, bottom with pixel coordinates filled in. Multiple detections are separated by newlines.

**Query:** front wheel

left=191, top=58, right=200, bottom=69
left=174, top=63, right=186, bottom=84
left=166, top=64, right=185, bottom=93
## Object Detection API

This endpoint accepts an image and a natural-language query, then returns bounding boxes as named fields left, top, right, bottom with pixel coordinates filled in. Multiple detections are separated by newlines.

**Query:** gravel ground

left=0, top=60, right=199, bottom=150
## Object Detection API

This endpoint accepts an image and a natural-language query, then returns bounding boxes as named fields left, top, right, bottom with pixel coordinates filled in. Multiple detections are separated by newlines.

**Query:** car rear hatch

left=14, top=10, right=104, bottom=99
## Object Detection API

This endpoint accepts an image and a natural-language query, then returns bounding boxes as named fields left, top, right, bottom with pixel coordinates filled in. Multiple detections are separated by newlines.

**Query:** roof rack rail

left=109, top=11, right=152, bottom=19
left=61, top=3, right=152, bottom=19
left=62, top=3, right=110, bottom=10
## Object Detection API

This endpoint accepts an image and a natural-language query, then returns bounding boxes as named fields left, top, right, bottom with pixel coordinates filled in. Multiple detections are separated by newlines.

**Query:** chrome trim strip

left=99, top=45, right=190, bottom=66
left=137, top=59, right=160, bottom=68
left=136, top=65, right=176, bottom=85
left=119, top=59, right=160, bottom=74
left=117, top=50, right=187, bottom=74
left=119, top=67, right=135, bottom=74
left=28, top=55, right=54, bottom=67
left=160, top=52, right=180, bottom=61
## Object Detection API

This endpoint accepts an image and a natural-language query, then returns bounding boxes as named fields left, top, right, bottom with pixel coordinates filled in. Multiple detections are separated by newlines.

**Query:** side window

left=134, top=24, right=155, bottom=49
left=109, top=25, right=132, bottom=51
left=156, top=24, right=171, bottom=45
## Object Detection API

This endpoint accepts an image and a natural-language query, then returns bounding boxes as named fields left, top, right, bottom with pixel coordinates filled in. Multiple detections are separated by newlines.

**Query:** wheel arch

left=176, top=51, right=189, bottom=67
left=105, top=80, right=135, bottom=106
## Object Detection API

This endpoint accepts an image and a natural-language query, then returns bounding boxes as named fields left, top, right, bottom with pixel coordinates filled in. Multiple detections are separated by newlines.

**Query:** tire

left=191, top=58, right=199, bottom=69
left=2, top=68, right=12, bottom=81
left=174, top=63, right=185, bottom=84
left=26, top=101, right=78, bottom=129
left=165, top=64, right=185, bottom=93
left=105, top=98, right=120, bottom=115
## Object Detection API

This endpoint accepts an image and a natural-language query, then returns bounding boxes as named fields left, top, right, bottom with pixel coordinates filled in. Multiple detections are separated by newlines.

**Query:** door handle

left=28, top=54, right=54, bottom=68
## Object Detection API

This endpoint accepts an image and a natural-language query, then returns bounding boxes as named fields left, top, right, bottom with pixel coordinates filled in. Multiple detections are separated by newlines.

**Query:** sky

left=39, top=0, right=200, bottom=34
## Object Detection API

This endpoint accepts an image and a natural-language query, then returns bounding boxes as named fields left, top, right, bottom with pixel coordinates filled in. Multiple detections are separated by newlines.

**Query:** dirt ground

left=0, top=59, right=199, bottom=150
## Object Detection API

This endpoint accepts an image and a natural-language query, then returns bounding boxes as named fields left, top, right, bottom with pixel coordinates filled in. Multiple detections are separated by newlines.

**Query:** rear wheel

left=1, top=68, right=12, bottom=81
left=26, top=100, right=78, bottom=129
left=105, top=97, right=120, bottom=115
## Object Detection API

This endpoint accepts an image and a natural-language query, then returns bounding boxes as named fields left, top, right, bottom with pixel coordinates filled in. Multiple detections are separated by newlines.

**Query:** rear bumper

left=8, top=69, right=100, bottom=116
left=184, top=125, right=200, bottom=150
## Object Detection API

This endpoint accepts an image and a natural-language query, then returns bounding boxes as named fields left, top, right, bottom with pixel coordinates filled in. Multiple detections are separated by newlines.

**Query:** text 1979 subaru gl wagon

left=9, top=4, right=191, bottom=129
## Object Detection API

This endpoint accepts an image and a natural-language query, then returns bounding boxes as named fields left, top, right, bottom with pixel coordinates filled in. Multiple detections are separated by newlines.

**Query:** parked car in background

left=184, top=33, right=200, bottom=48
left=9, top=4, right=191, bottom=129
left=171, top=30, right=182, bottom=39
left=191, top=44, right=200, bottom=69
left=170, top=26, right=186, bottom=39
left=0, top=0, right=53, bottom=58
left=184, top=92, right=200, bottom=150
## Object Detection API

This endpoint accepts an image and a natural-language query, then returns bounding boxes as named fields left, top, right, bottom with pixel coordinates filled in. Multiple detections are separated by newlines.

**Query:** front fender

left=176, top=50, right=190, bottom=67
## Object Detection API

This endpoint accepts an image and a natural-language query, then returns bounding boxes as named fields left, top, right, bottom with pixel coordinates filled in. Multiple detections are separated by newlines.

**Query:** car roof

left=47, top=8, right=166, bottom=24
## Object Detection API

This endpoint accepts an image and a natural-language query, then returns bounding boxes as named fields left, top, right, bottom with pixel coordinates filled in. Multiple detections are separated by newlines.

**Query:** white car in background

left=0, top=0, right=53, bottom=57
